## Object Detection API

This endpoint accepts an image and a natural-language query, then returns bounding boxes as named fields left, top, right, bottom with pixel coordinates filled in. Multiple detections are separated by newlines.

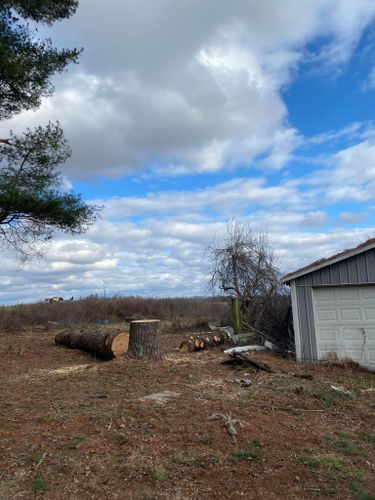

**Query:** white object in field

left=138, top=390, right=180, bottom=406
left=224, top=345, right=266, bottom=355
left=330, top=385, right=353, bottom=397
left=264, top=340, right=274, bottom=350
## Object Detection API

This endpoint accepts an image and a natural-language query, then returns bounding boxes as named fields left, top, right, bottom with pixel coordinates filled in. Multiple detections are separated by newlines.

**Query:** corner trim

left=290, top=280, right=302, bottom=361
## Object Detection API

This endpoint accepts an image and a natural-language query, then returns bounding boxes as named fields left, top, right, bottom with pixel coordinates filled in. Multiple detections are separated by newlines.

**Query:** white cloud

left=363, top=67, right=375, bottom=91
left=1, top=210, right=373, bottom=304
left=337, top=211, right=368, bottom=224
left=301, top=211, right=328, bottom=227
left=2, top=0, right=374, bottom=178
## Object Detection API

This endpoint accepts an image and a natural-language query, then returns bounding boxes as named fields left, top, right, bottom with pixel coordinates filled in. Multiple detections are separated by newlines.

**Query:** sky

left=1, top=0, right=375, bottom=304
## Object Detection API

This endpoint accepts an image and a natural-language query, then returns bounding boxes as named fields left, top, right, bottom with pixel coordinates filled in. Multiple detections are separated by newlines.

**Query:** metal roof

left=281, top=238, right=375, bottom=284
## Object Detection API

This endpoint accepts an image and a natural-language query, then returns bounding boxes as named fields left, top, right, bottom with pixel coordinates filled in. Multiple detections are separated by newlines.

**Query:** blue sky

left=1, top=0, right=375, bottom=304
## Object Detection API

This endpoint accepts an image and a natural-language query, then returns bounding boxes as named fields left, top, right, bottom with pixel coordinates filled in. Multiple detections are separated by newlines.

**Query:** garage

left=313, top=286, right=375, bottom=368
left=282, top=238, right=375, bottom=370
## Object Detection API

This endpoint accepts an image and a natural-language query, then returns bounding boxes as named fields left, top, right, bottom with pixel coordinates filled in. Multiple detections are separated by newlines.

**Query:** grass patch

left=297, top=452, right=369, bottom=497
left=230, top=441, right=262, bottom=463
left=112, top=432, right=127, bottom=446
left=351, top=480, right=375, bottom=500
left=209, top=452, right=226, bottom=466
left=309, top=386, right=351, bottom=407
left=147, top=467, right=169, bottom=483
left=197, top=434, right=214, bottom=445
left=324, top=435, right=361, bottom=455
left=66, top=435, right=86, bottom=450
left=31, top=474, right=49, bottom=492
left=358, top=433, right=375, bottom=444
left=277, top=405, right=303, bottom=416
left=169, top=451, right=205, bottom=467
left=137, top=492, right=156, bottom=500
left=170, top=450, right=226, bottom=468
left=297, top=453, right=361, bottom=478
left=22, top=454, right=41, bottom=465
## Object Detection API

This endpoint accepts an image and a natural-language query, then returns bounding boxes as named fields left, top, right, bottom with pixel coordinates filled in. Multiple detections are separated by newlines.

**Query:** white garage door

left=313, top=286, right=375, bottom=369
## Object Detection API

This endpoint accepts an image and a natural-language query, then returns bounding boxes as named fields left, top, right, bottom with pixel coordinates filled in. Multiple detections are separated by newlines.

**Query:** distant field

left=0, top=296, right=231, bottom=332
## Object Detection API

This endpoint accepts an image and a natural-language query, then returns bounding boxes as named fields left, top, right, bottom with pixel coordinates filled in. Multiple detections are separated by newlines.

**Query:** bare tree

left=206, top=220, right=281, bottom=331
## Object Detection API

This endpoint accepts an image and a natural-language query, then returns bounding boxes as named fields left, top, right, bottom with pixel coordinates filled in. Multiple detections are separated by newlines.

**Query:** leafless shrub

left=206, top=219, right=291, bottom=341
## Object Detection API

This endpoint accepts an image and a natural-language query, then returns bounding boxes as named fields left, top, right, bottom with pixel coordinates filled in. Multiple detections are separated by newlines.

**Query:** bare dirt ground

left=0, top=325, right=374, bottom=500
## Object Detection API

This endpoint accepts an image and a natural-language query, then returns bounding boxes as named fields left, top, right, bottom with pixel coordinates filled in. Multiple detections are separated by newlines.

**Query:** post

left=231, top=297, right=240, bottom=334
left=128, top=319, right=161, bottom=360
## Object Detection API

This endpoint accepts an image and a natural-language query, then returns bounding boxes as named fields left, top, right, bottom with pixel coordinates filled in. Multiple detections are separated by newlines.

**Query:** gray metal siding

left=293, top=248, right=375, bottom=361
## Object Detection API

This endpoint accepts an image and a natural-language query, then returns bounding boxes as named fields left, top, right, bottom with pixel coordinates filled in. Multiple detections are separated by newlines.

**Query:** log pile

left=179, top=330, right=227, bottom=353
left=55, top=329, right=129, bottom=360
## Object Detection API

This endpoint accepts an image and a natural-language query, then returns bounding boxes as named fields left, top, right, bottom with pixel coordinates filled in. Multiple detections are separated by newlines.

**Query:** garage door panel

left=363, top=288, right=375, bottom=299
left=316, top=309, right=337, bottom=321
left=313, top=286, right=375, bottom=369
left=341, top=349, right=366, bottom=359
left=338, top=288, right=359, bottom=300
left=317, top=328, right=337, bottom=341
left=315, top=289, right=336, bottom=302
left=364, top=308, right=375, bottom=320
left=340, top=308, right=361, bottom=321
left=342, top=328, right=364, bottom=342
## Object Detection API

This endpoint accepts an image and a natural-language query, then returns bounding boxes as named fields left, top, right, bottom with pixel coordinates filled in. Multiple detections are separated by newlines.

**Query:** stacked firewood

left=179, top=330, right=228, bottom=352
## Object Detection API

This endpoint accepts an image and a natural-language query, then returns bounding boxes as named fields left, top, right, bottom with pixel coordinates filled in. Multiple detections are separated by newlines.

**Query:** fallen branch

left=208, top=412, right=247, bottom=443
left=34, top=452, right=47, bottom=471
left=222, top=352, right=274, bottom=373
left=0, top=462, right=17, bottom=481
left=292, top=373, right=313, bottom=380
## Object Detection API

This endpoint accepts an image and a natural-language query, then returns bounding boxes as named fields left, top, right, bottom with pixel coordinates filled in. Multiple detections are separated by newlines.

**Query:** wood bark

left=55, top=330, right=129, bottom=360
left=178, top=331, right=227, bottom=352
left=127, top=319, right=161, bottom=360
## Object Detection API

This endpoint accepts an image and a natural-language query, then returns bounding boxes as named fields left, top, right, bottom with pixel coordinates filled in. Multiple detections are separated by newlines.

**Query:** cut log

left=128, top=319, right=161, bottom=360
left=55, top=330, right=129, bottom=360
left=178, top=331, right=226, bottom=353
left=179, top=340, right=195, bottom=353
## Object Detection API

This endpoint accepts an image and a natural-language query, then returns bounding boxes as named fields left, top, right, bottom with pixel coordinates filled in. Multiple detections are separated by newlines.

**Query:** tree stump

left=128, top=319, right=161, bottom=360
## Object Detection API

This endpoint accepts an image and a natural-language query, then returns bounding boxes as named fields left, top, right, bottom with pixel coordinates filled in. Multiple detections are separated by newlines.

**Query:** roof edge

left=281, top=240, right=375, bottom=284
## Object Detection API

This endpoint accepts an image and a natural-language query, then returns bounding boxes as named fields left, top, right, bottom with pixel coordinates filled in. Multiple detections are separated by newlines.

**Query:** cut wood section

left=178, top=330, right=227, bottom=352
left=178, top=340, right=195, bottom=353
left=128, top=319, right=161, bottom=360
left=55, top=330, right=129, bottom=360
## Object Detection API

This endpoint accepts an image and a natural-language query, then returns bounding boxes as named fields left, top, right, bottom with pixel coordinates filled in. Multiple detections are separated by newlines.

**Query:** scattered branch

left=208, top=412, right=247, bottom=443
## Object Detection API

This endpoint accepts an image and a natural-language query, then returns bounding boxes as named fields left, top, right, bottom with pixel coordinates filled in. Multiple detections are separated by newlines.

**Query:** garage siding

left=294, top=248, right=375, bottom=362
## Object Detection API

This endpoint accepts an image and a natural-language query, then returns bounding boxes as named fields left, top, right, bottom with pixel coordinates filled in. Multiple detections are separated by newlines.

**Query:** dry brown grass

left=0, top=295, right=230, bottom=331
left=0, top=327, right=374, bottom=499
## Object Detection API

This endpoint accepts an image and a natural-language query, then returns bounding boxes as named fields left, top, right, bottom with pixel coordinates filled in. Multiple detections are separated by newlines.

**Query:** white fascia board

left=281, top=241, right=375, bottom=284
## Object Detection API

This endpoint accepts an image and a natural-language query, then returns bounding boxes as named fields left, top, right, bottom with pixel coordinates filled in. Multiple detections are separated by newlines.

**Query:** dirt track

left=0, top=326, right=374, bottom=499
